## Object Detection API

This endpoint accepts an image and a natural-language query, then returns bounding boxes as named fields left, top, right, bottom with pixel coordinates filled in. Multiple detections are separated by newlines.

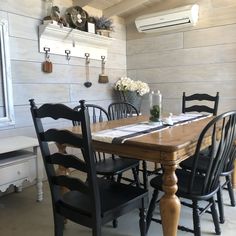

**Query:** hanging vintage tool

left=84, top=53, right=92, bottom=88
left=98, top=56, right=109, bottom=83
left=42, top=47, right=53, bottom=73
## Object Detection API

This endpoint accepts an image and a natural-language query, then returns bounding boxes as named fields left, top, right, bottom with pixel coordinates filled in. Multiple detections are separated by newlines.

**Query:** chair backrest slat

left=52, top=175, right=89, bottom=194
left=43, top=129, right=84, bottom=148
left=182, top=92, right=219, bottom=115
left=49, top=153, right=87, bottom=172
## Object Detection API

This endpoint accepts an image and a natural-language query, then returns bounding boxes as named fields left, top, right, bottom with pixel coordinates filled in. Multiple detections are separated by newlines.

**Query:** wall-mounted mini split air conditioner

left=135, top=4, right=199, bottom=33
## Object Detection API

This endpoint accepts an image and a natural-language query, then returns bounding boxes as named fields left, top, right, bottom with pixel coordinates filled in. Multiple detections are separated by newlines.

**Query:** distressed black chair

left=146, top=110, right=236, bottom=236
left=29, top=99, right=148, bottom=236
left=181, top=92, right=236, bottom=223
left=73, top=104, right=141, bottom=187
left=182, top=92, right=219, bottom=115
left=180, top=137, right=236, bottom=224
left=108, top=102, right=148, bottom=190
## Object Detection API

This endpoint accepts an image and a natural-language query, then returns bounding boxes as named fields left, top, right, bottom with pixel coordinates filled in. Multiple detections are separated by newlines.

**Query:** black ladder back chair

left=73, top=104, right=140, bottom=186
left=182, top=92, right=219, bottom=115
left=29, top=99, right=148, bottom=236
left=146, top=110, right=236, bottom=236
left=108, top=102, right=148, bottom=190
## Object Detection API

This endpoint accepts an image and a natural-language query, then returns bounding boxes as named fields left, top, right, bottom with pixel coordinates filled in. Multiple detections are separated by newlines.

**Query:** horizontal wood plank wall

left=0, top=0, right=126, bottom=137
left=126, top=0, right=236, bottom=115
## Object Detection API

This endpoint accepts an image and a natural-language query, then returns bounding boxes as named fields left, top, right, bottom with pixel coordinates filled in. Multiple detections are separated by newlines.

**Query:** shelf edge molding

left=39, top=22, right=113, bottom=61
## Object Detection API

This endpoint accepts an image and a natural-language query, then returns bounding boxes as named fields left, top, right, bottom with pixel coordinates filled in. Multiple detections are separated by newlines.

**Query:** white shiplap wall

left=126, top=0, right=236, bottom=115
left=0, top=0, right=126, bottom=137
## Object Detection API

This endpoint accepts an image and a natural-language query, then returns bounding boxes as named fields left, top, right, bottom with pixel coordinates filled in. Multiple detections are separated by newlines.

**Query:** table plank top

left=69, top=115, right=213, bottom=164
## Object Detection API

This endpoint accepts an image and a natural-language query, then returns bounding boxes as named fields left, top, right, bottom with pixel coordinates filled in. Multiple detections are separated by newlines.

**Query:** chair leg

left=92, top=225, right=102, bottom=236
left=112, top=219, right=118, bottom=228
left=146, top=190, right=159, bottom=233
left=139, top=199, right=147, bottom=236
left=132, top=167, right=141, bottom=188
left=217, top=186, right=225, bottom=224
left=192, top=201, right=201, bottom=236
left=54, top=213, right=64, bottom=236
left=226, top=175, right=236, bottom=206
left=117, top=173, right=122, bottom=183
left=142, top=161, right=148, bottom=190
left=210, top=198, right=221, bottom=235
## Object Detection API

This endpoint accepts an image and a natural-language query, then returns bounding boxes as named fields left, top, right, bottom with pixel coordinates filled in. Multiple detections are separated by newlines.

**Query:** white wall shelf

left=39, top=22, right=112, bottom=61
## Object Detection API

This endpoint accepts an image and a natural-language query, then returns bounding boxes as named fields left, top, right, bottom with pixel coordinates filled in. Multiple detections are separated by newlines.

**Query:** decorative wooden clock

left=65, top=6, right=88, bottom=30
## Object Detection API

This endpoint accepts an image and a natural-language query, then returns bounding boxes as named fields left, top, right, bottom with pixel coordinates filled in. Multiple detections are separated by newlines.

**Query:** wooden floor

left=0, top=180, right=235, bottom=236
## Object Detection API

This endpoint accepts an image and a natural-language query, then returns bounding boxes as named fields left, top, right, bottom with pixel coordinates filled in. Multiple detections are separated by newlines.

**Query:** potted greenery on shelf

left=94, top=16, right=114, bottom=37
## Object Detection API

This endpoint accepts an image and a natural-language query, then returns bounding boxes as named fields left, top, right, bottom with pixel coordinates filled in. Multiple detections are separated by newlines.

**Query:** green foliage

left=150, top=105, right=160, bottom=122
left=94, top=16, right=114, bottom=30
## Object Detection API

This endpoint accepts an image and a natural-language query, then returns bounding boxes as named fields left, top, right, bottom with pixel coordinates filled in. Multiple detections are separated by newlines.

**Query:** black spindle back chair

left=73, top=104, right=109, bottom=126
left=108, top=102, right=139, bottom=120
left=73, top=104, right=140, bottom=185
left=146, top=110, right=236, bottom=236
left=108, top=101, right=148, bottom=190
left=73, top=104, right=111, bottom=165
left=29, top=99, right=148, bottom=236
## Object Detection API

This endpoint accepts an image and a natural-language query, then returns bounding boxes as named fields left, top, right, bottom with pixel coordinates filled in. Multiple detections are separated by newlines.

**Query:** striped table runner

left=92, top=113, right=210, bottom=144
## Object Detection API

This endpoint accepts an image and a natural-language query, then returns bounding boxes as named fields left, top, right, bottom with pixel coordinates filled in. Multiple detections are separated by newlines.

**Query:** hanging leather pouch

left=42, top=60, right=53, bottom=73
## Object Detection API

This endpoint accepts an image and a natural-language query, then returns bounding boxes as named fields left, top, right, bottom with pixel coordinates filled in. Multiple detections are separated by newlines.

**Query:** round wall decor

left=65, top=6, right=88, bottom=30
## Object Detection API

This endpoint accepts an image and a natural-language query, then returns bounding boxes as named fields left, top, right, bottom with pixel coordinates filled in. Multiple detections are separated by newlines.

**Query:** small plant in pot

left=94, top=16, right=114, bottom=37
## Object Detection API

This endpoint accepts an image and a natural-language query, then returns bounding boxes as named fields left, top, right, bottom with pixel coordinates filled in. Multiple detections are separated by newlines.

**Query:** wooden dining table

left=57, top=114, right=218, bottom=236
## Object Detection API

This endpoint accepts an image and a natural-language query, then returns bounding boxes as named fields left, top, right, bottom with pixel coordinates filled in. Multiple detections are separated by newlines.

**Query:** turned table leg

left=160, top=164, right=180, bottom=236
left=56, top=143, right=71, bottom=183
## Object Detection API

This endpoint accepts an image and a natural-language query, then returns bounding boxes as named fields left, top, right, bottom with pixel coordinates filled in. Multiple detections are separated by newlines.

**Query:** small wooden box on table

left=0, top=136, right=43, bottom=201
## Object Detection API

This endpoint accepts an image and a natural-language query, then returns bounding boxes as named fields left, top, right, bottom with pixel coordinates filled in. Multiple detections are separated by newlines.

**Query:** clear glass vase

left=149, top=90, right=162, bottom=122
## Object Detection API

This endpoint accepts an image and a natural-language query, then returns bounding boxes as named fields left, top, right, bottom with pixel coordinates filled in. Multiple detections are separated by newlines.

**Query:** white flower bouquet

left=114, top=77, right=150, bottom=96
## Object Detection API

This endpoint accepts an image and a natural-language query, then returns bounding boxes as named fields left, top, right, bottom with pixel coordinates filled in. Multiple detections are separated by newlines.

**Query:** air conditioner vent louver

left=135, top=4, right=199, bottom=33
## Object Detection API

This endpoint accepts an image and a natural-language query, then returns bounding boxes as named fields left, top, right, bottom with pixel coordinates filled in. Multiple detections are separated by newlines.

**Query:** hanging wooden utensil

left=84, top=53, right=92, bottom=88
left=42, top=47, right=53, bottom=73
left=98, top=56, right=108, bottom=83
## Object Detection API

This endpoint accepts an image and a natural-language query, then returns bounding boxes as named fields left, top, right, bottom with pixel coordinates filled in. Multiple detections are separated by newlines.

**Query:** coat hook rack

left=65, top=49, right=71, bottom=61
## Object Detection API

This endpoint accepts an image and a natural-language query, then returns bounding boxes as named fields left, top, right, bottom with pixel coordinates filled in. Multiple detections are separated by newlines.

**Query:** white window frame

left=0, top=18, right=14, bottom=128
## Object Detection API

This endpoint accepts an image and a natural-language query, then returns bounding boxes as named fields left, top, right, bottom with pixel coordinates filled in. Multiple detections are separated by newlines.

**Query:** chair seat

left=180, top=152, right=209, bottom=173
left=150, top=169, right=218, bottom=200
left=60, top=178, right=148, bottom=223
left=181, top=151, right=234, bottom=176
left=95, top=156, right=139, bottom=175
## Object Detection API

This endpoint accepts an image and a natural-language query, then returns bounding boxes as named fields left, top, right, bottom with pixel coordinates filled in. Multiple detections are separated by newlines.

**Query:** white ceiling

left=73, top=0, right=163, bottom=17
